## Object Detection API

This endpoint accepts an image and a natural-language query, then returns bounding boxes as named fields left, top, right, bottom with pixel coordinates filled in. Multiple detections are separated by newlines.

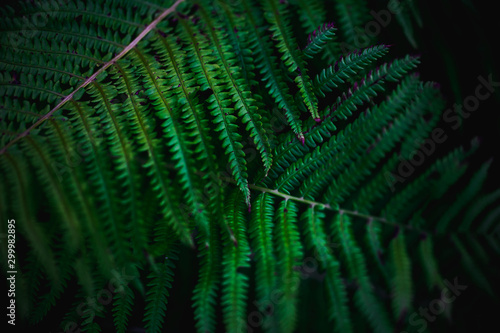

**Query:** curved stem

left=247, top=183, right=427, bottom=234
left=0, top=0, right=185, bottom=155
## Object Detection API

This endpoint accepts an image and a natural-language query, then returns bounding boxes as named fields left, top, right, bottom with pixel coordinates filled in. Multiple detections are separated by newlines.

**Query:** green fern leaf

left=333, top=213, right=393, bottom=333
left=221, top=190, right=251, bottom=333
left=274, top=199, right=303, bottom=333
left=303, top=22, right=337, bottom=59
left=262, top=0, right=319, bottom=120
left=389, top=231, right=413, bottom=321
left=143, top=250, right=178, bottom=333
left=314, top=44, right=389, bottom=97
left=302, top=206, right=353, bottom=333
left=250, top=192, right=277, bottom=304
left=113, top=284, right=135, bottom=333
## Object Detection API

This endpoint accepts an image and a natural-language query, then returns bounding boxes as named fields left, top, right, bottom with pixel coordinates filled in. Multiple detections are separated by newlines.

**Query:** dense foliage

left=0, top=0, right=498, bottom=332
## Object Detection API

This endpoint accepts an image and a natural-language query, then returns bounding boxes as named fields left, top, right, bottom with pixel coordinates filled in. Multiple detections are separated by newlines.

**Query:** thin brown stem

left=0, top=0, right=185, bottom=155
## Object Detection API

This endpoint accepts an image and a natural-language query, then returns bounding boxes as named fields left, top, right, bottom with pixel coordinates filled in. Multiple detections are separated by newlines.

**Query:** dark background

left=390, top=0, right=500, bottom=192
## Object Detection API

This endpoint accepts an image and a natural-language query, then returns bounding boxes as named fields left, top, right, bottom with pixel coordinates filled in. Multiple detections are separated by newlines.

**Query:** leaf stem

left=0, top=0, right=185, bottom=155
left=247, top=183, right=426, bottom=234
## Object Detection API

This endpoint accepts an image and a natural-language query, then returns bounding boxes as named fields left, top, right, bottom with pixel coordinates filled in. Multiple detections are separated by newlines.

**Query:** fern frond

left=143, top=250, right=178, bottom=333
left=451, top=235, right=494, bottom=296
left=334, top=0, right=372, bottom=50
left=221, top=190, right=251, bottom=333
left=322, top=83, right=441, bottom=205
left=389, top=231, right=413, bottom=321
left=436, top=160, right=491, bottom=233
left=274, top=199, right=303, bottom=333
left=215, top=0, right=257, bottom=87
left=132, top=47, right=199, bottom=245
left=479, top=206, right=500, bottom=235
left=177, top=15, right=251, bottom=205
left=1, top=152, right=59, bottom=281
left=460, top=188, right=500, bottom=231
left=113, top=284, right=135, bottom=333
left=301, top=206, right=353, bottom=333
left=418, top=236, right=445, bottom=290
left=197, top=2, right=273, bottom=175
left=29, top=246, right=73, bottom=324
left=287, top=58, right=421, bottom=173
left=262, top=0, right=319, bottom=120
left=250, top=192, right=277, bottom=304
left=21, top=136, right=82, bottom=248
left=333, top=213, right=393, bottom=333
left=290, top=74, right=419, bottom=202
left=0, top=1, right=497, bottom=331
left=47, top=117, right=115, bottom=273
left=394, top=0, right=419, bottom=48
left=192, top=220, right=221, bottom=333
left=303, top=22, right=337, bottom=59
left=324, top=54, right=420, bottom=122
left=293, top=0, right=341, bottom=62
left=382, top=145, right=472, bottom=223
left=314, top=44, right=389, bottom=97
left=242, top=0, right=304, bottom=140
left=153, top=30, right=216, bottom=239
